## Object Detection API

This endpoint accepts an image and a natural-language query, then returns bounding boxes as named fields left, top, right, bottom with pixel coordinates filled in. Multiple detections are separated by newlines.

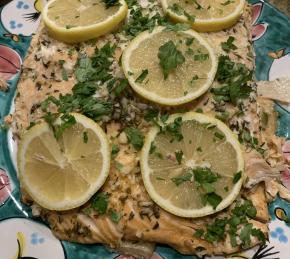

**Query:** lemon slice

left=42, top=0, right=128, bottom=43
left=161, top=0, right=245, bottom=32
left=141, top=112, right=244, bottom=218
left=17, top=113, right=110, bottom=210
left=122, top=26, right=217, bottom=106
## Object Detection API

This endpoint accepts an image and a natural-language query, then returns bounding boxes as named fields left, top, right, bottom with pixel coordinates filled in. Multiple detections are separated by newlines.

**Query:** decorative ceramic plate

left=0, top=0, right=289, bottom=258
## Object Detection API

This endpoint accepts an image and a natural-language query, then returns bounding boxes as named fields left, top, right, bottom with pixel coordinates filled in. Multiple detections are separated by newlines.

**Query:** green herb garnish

left=111, top=144, right=120, bottom=157
left=83, top=131, right=88, bottom=143
left=233, top=171, right=242, bottom=183
left=158, top=41, right=185, bottom=79
left=211, top=55, right=253, bottom=105
left=124, top=127, right=144, bottom=151
left=171, top=171, right=192, bottom=186
left=109, top=210, right=122, bottom=223
left=102, top=0, right=120, bottom=8
left=175, top=150, right=183, bottom=164
left=91, top=193, right=109, bottom=214
left=221, top=36, right=237, bottom=53
left=135, top=69, right=149, bottom=83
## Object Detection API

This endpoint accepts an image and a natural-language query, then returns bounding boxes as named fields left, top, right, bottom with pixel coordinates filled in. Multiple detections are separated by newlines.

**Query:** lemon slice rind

left=17, top=113, right=110, bottom=211
left=140, top=112, right=244, bottom=218
left=42, top=0, right=128, bottom=43
left=160, top=0, right=245, bottom=32
left=122, top=27, right=218, bottom=106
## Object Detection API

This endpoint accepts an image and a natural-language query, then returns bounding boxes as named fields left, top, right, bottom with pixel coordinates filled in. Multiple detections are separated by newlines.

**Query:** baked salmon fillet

left=10, top=1, right=290, bottom=258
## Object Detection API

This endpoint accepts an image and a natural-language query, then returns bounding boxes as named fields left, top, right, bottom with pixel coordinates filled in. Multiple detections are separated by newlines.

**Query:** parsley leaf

left=204, top=218, right=228, bottom=243
left=194, top=229, right=204, bottom=238
left=41, top=43, right=116, bottom=123
left=221, top=36, right=237, bottom=53
left=171, top=171, right=193, bottom=186
left=54, top=114, right=76, bottom=140
left=238, top=128, right=265, bottom=155
left=114, top=79, right=128, bottom=97
left=158, top=41, right=185, bottom=79
left=83, top=131, right=88, bottom=143
left=175, top=150, right=183, bottom=164
left=191, top=0, right=203, bottom=9
left=251, top=228, right=266, bottom=243
left=163, top=23, right=191, bottom=32
left=193, top=167, right=220, bottom=185
left=168, top=4, right=195, bottom=22
left=102, top=0, right=120, bottom=8
left=135, top=69, right=149, bottom=83
left=233, top=171, right=242, bottom=183
left=193, top=167, right=221, bottom=209
left=194, top=53, right=209, bottom=61
left=211, top=56, right=253, bottom=105
left=91, top=193, right=109, bottom=214
left=109, top=210, right=122, bottom=223
left=111, top=144, right=120, bottom=157
left=123, top=6, right=164, bottom=37
left=221, top=0, right=234, bottom=6
left=124, top=127, right=144, bottom=151
left=240, top=223, right=253, bottom=247
left=203, top=192, right=222, bottom=209
left=162, top=117, right=183, bottom=141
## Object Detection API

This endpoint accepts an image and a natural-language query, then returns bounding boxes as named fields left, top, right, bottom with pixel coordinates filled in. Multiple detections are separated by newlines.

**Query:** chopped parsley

left=185, top=37, right=194, bottom=46
left=114, top=79, right=129, bottom=97
left=163, top=23, right=191, bottom=32
left=194, top=200, right=265, bottom=247
left=65, top=25, right=74, bottom=29
left=102, top=0, right=120, bottom=8
left=83, top=131, right=88, bottom=143
left=233, top=171, right=242, bottom=183
left=221, top=0, right=234, bottom=6
left=158, top=41, right=185, bottom=79
left=193, top=0, right=203, bottom=9
left=123, top=4, right=164, bottom=37
left=149, top=142, right=157, bottom=154
left=41, top=43, right=117, bottom=123
left=221, top=36, right=237, bottom=53
left=175, top=150, right=183, bottom=164
left=196, top=146, right=202, bottom=152
left=91, top=193, right=109, bottom=214
left=124, top=127, right=144, bottom=151
left=193, top=167, right=222, bottom=209
left=238, top=128, right=265, bottom=155
left=168, top=4, right=195, bottom=22
left=211, top=55, right=253, bottom=105
left=194, top=53, right=209, bottom=61
left=194, top=229, right=204, bottom=238
left=240, top=223, right=253, bottom=247
left=135, top=69, right=149, bottom=83
left=215, top=111, right=230, bottom=122
left=111, top=144, right=120, bottom=157
left=109, top=210, right=122, bottom=223
left=161, top=117, right=183, bottom=142
left=53, top=114, right=76, bottom=140
left=214, top=131, right=225, bottom=140
left=171, top=171, right=192, bottom=186
left=58, top=60, right=68, bottom=81
left=193, top=167, right=220, bottom=187
left=203, top=192, right=222, bottom=209
left=204, top=218, right=228, bottom=242
left=189, top=75, right=199, bottom=85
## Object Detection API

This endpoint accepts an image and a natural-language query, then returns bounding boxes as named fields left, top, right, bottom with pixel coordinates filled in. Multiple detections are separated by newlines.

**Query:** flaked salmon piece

left=13, top=1, right=287, bottom=258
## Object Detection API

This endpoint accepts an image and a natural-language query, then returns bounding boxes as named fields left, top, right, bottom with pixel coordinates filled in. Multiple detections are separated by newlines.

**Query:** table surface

left=269, top=0, right=290, bottom=17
